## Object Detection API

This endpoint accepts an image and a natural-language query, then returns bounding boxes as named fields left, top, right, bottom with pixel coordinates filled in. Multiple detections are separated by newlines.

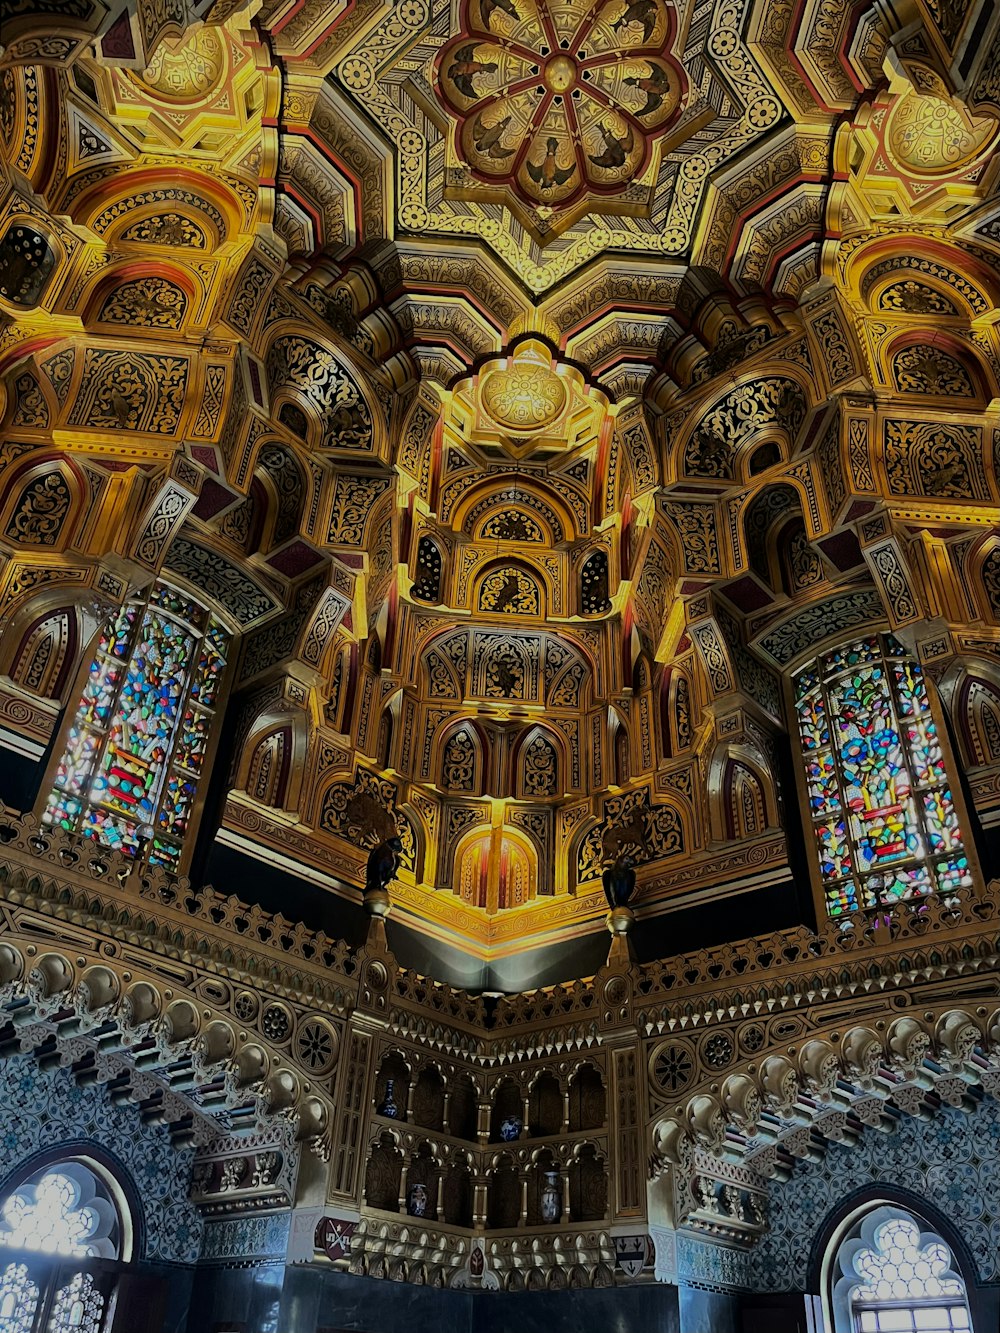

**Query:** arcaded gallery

left=0, top=1, right=999, bottom=1331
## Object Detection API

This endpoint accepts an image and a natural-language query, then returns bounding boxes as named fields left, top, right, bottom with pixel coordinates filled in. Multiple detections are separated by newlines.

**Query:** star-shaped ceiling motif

left=436, top=0, right=686, bottom=226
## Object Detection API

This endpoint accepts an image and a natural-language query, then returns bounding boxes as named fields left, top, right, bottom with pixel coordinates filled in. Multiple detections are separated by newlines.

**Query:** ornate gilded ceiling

left=320, top=0, right=786, bottom=295
left=0, top=0, right=999, bottom=974
left=434, top=0, right=688, bottom=236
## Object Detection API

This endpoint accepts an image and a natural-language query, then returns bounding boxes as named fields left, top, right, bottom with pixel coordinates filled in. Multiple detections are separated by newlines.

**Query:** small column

left=474, top=1174, right=488, bottom=1228
left=398, top=1162, right=410, bottom=1214
left=441, top=1089, right=452, bottom=1136
left=520, top=1172, right=529, bottom=1227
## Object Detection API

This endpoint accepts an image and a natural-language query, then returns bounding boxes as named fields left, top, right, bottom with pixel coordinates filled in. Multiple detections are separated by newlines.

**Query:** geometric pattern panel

left=749, top=1098, right=1000, bottom=1290
left=0, top=1054, right=202, bottom=1265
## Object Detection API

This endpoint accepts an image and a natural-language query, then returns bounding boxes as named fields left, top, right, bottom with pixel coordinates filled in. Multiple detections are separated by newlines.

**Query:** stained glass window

left=42, top=584, right=229, bottom=871
left=832, top=1208, right=972, bottom=1333
left=0, top=1163, right=126, bottom=1333
left=47, top=1271, right=106, bottom=1333
left=794, top=634, right=970, bottom=917
left=0, top=1261, right=39, bottom=1333
left=0, top=1166, right=119, bottom=1262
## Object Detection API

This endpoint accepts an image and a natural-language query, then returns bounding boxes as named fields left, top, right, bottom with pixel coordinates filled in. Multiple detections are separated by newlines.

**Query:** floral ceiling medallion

left=454, top=338, right=609, bottom=462
left=436, top=0, right=687, bottom=235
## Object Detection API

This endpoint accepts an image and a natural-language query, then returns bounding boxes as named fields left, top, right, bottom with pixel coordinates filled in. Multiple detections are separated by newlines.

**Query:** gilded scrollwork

left=477, top=566, right=542, bottom=616
left=3, top=471, right=71, bottom=546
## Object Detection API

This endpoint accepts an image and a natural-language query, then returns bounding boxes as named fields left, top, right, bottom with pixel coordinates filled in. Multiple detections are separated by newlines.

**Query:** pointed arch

left=439, top=719, right=488, bottom=795
left=972, top=538, right=1000, bottom=624
left=452, top=823, right=538, bottom=911
left=940, top=662, right=1000, bottom=770
left=580, top=548, right=611, bottom=615
left=708, top=741, right=778, bottom=842
left=244, top=724, right=293, bottom=811
left=612, top=709, right=631, bottom=787
left=0, top=589, right=106, bottom=707
left=6, top=606, right=79, bottom=702
left=659, top=666, right=693, bottom=758
left=512, top=725, right=564, bottom=799
left=0, top=455, right=85, bottom=552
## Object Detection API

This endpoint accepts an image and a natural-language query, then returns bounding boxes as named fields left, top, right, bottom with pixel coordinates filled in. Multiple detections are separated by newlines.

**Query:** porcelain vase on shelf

left=540, top=1170, right=561, bottom=1223
left=499, top=1115, right=522, bottom=1142
left=406, top=1182, right=428, bottom=1217
left=377, top=1078, right=399, bottom=1119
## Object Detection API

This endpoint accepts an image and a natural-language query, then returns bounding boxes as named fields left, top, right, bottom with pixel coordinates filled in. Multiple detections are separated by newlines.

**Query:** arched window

left=794, top=633, right=971, bottom=918
left=0, top=1159, right=132, bottom=1333
left=829, top=1205, right=972, bottom=1333
left=41, top=583, right=230, bottom=872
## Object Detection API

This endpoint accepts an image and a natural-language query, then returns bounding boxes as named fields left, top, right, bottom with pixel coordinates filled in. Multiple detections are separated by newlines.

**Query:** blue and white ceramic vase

left=499, top=1114, right=522, bottom=1142
left=377, top=1077, right=399, bottom=1119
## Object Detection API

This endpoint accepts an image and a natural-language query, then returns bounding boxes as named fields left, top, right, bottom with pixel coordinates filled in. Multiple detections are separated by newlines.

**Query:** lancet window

left=42, top=583, right=229, bottom=871
left=794, top=634, right=970, bottom=917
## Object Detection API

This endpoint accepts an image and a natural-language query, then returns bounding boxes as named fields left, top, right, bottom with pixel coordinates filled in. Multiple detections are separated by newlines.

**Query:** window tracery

left=0, top=1168, right=118, bottom=1260
left=0, top=1161, right=128, bottom=1333
left=42, top=583, right=230, bottom=870
left=0, top=1262, right=38, bottom=1333
left=47, top=1271, right=106, bottom=1333
left=830, top=1206, right=972, bottom=1333
left=794, top=634, right=971, bottom=917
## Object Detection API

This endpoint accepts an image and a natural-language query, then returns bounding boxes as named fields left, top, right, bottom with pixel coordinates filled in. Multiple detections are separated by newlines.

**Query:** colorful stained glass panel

left=794, top=634, right=971, bottom=917
left=42, top=584, right=228, bottom=869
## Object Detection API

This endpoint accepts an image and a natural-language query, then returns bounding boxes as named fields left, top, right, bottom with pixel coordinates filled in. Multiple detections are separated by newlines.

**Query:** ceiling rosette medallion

left=452, top=339, right=609, bottom=461
left=435, top=0, right=687, bottom=234
left=320, top=0, right=789, bottom=293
